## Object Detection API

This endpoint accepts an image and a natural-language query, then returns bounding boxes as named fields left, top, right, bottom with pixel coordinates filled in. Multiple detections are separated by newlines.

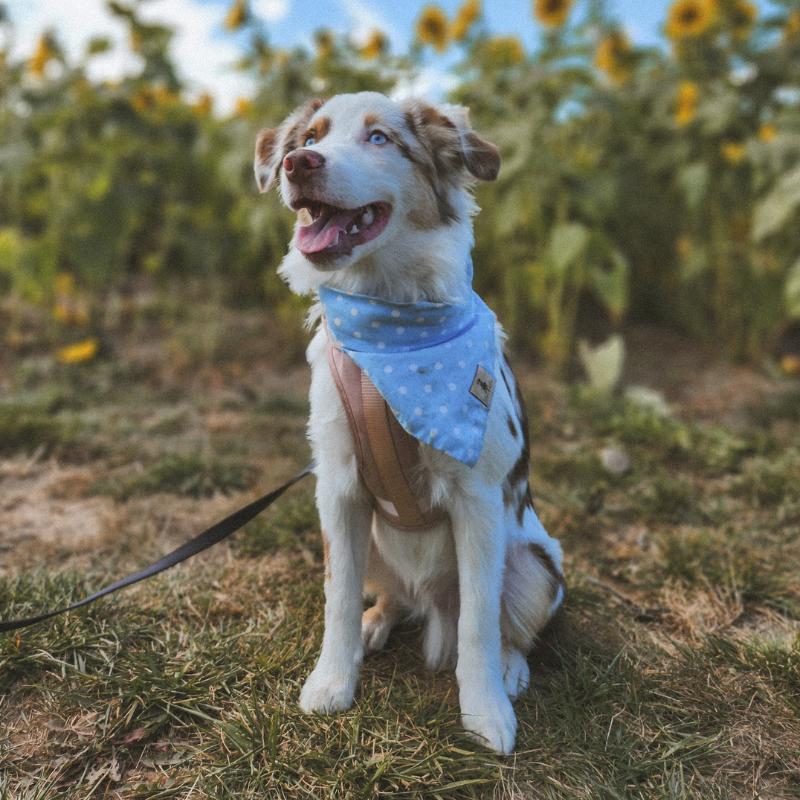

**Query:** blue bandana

left=319, top=268, right=498, bottom=467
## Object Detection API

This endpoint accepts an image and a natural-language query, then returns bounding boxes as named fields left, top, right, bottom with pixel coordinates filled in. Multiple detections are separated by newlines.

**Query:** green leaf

left=754, top=165, right=800, bottom=242
left=678, top=162, right=708, bottom=211
left=549, top=222, right=589, bottom=275
left=785, top=258, right=800, bottom=319
left=591, top=249, right=629, bottom=320
left=86, top=36, right=112, bottom=55
left=578, top=334, right=625, bottom=394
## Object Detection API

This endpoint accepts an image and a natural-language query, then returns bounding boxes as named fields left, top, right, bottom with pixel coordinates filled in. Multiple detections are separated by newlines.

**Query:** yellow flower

left=595, top=31, right=632, bottom=84
left=721, top=140, right=746, bottom=164
left=452, top=0, right=481, bottom=41
left=53, top=303, right=71, bottom=323
left=666, top=0, right=716, bottom=39
left=360, top=29, right=388, bottom=60
left=675, top=80, right=699, bottom=127
left=786, top=11, right=800, bottom=40
left=193, top=92, right=213, bottom=116
left=730, top=0, right=756, bottom=40
left=315, top=30, right=334, bottom=60
left=224, top=0, right=248, bottom=31
left=57, top=338, right=98, bottom=365
left=780, top=354, right=800, bottom=376
left=154, top=85, right=179, bottom=106
left=234, top=97, right=253, bottom=117
left=416, top=6, right=450, bottom=52
left=131, top=86, right=155, bottom=113
left=534, top=0, right=574, bottom=28
left=54, top=272, right=75, bottom=296
left=758, top=123, right=776, bottom=142
left=676, top=236, right=693, bottom=259
left=485, top=36, right=525, bottom=67
left=29, top=34, right=56, bottom=78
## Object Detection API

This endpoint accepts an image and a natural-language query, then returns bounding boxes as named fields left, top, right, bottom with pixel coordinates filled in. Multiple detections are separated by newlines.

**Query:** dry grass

left=0, top=310, right=798, bottom=799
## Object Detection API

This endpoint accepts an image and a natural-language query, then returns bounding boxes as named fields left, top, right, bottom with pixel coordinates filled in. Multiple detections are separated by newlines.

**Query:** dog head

left=254, top=92, right=500, bottom=297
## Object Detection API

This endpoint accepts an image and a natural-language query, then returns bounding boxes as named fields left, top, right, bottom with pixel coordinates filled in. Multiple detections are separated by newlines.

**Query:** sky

left=2, top=0, right=780, bottom=112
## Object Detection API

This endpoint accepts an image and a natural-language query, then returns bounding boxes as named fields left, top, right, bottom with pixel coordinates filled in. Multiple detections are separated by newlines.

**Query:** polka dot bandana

left=319, top=276, right=498, bottom=467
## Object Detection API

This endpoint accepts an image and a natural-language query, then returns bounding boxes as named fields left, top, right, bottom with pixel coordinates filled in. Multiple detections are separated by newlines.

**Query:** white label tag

left=469, top=366, right=495, bottom=407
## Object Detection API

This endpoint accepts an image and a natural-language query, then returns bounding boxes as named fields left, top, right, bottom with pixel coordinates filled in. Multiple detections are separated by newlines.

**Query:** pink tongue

left=297, top=209, right=356, bottom=254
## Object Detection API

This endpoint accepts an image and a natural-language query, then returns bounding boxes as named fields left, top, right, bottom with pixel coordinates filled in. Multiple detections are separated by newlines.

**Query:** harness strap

left=326, top=333, right=446, bottom=532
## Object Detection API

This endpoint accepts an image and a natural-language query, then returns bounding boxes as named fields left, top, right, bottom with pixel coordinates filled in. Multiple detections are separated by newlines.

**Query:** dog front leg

left=451, top=486, right=517, bottom=754
left=299, top=483, right=372, bottom=714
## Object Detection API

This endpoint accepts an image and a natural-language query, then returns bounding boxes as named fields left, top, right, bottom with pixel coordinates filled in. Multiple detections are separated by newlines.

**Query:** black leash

left=0, top=463, right=314, bottom=633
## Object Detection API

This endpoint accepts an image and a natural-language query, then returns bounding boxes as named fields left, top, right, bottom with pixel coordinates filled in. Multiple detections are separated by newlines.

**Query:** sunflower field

left=2, top=0, right=800, bottom=370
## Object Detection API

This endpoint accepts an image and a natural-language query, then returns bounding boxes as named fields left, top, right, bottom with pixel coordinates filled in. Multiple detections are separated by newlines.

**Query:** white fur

left=261, top=92, right=564, bottom=754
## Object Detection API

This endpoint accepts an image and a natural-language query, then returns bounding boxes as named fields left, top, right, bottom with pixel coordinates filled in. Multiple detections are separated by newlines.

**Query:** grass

left=0, top=312, right=799, bottom=798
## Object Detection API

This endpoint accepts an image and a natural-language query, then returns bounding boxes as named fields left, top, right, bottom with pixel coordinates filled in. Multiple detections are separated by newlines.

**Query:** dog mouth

left=292, top=199, right=392, bottom=261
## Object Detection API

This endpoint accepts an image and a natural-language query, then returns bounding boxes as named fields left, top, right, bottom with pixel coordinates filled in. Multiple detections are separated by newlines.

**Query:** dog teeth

left=348, top=223, right=360, bottom=235
left=362, top=206, right=375, bottom=227
left=297, top=208, right=313, bottom=226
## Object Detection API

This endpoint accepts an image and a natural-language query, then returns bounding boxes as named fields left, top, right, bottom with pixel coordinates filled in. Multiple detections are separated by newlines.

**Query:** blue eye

left=368, top=130, right=387, bottom=145
left=304, top=136, right=316, bottom=146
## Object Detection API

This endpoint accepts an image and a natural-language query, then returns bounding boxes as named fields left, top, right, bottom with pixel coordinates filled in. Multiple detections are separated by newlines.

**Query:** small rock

left=600, top=446, right=631, bottom=476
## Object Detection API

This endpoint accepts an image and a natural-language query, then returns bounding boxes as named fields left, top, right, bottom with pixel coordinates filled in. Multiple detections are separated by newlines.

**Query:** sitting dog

left=254, top=92, right=564, bottom=753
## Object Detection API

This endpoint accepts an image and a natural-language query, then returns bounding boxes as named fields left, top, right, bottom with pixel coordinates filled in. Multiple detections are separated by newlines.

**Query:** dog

left=254, top=92, right=564, bottom=753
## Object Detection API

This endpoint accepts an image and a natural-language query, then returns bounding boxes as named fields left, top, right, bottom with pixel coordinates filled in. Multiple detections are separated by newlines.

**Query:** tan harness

left=326, top=331, right=447, bottom=531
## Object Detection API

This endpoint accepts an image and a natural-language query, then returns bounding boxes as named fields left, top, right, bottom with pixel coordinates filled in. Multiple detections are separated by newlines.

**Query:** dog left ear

left=438, top=103, right=501, bottom=182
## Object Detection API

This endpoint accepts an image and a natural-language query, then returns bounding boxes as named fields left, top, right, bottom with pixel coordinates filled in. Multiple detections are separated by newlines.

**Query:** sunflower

left=360, top=29, right=388, bottom=60
left=452, top=0, right=481, bottom=41
left=193, top=92, right=214, bottom=117
left=758, top=122, right=776, bottom=142
left=675, top=81, right=699, bottom=127
left=533, top=0, right=573, bottom=28
left=224, top=0, right=248, bottom=31
left=666, top=0, right=716, bottom=39
left=781, top=354, right=800, bottom=376
left=29, top=34, right=57, bottom=78
left=57, top=338, right=98, bottom=365
left=485, top=36, right=525, bottom=67
left=721, top=140, right=746, bottom=164
left=234, top=97, right=253, bottom=117
left=595, top=31, right=632, bottom=84
left=785, top=10, right=800, bottom=40
left=416, top=6, right=450, bottom=52
left=730, top=0, right=756, bottom=40
left=131, top=86, right=156, bottom=113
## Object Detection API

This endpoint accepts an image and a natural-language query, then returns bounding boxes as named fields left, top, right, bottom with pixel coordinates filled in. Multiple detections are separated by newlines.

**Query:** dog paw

left=361, top=606, right=394, bottom=654
left=460, top=687, right=517, bottom=754
left=299, top=666, right=357, bottom=714
left=502, top=648, right=530, bottom=701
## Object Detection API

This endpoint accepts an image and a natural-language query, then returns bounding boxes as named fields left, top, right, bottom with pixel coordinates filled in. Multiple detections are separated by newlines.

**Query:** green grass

left=1, top=323, right=799, bottom=798
left=90, top=453, right=259, bottom=500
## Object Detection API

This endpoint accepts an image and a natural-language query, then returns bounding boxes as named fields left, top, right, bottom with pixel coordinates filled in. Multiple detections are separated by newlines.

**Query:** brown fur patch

left=363, top=113, right=381, bottom=129
left=301, top=115, right=331, bottom=147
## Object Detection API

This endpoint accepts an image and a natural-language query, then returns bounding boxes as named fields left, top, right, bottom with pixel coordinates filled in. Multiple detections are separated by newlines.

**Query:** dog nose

left=283, top=148, right=325, bottom=182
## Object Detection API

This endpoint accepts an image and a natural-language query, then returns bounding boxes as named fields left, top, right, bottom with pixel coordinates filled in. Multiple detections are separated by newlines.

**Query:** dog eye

left=368, top=130, right=387, bottom=145
left=304, top=136, right=316, bottom=146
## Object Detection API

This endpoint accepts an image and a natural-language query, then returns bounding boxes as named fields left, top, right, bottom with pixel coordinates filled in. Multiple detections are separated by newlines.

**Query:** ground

left=0, top=302, right=798, bottom=799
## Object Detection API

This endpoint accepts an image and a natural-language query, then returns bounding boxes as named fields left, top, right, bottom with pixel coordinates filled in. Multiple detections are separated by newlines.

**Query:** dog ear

left=403, top=101, right=501, bottom=184
left=254, top=98, right=325, bottom=193
left=438, top=103, right=501, bottom=182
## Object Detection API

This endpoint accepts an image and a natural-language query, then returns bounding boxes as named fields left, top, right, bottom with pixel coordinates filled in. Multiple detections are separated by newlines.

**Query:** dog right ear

left=254, top=98, right=326, bottom=193
left=254, top=127, right=279, bottom=193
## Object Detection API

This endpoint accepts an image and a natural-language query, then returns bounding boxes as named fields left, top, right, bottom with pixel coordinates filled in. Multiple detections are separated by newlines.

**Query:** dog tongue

left=296, top=207, right=356, bottom=255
